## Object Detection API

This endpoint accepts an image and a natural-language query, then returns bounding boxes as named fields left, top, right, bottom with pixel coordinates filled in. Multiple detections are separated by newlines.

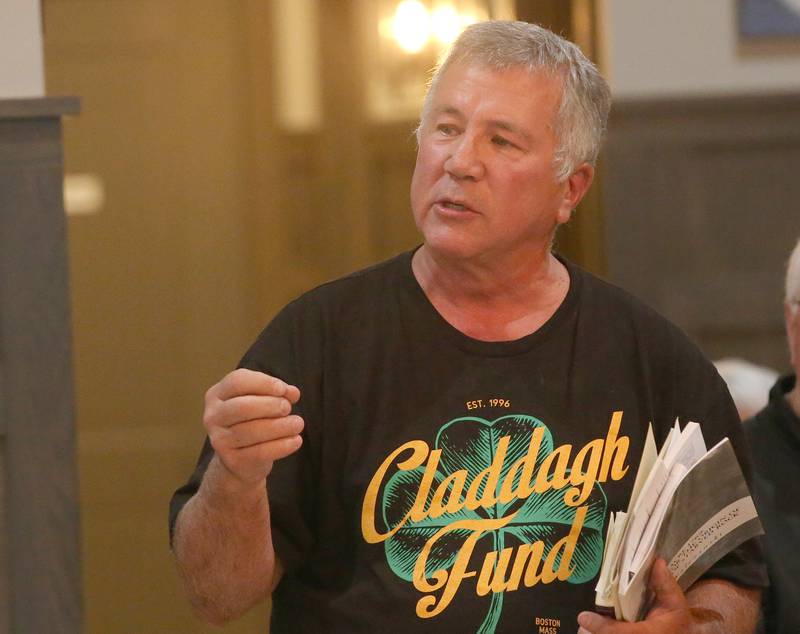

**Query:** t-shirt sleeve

left=168, top=297, right=321, bottom=574
left=696, top=386, right=769, bottom=588
left=669, top=340, right=769, bottom=589
left=168, top=436, right=214, bottom=547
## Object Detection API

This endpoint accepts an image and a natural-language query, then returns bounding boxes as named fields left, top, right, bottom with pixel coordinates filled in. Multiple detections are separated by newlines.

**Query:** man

left=744, top=238, right=800, bottom=634
left=170, top=21, right=765, bottom=633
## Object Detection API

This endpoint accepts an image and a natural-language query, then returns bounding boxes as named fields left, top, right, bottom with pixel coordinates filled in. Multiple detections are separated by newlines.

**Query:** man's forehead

left=427, top=65, right=562, bottom=132
left=437, top=60, right=562, bottom=88
left=433, top=62, right=561, bottom=100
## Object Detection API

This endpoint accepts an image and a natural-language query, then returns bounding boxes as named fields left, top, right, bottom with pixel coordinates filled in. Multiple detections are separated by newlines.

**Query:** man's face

left=410, top=63, right=592, bottom=263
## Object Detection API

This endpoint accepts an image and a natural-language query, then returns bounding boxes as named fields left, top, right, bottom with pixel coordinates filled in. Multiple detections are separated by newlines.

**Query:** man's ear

left=556, top=163, right=595, bottom=225
left=786, top=301, right=797, bottom=368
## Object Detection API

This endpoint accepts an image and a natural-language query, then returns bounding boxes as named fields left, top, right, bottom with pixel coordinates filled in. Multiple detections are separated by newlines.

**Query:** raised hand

left=203, top=368, right=304, bottom=486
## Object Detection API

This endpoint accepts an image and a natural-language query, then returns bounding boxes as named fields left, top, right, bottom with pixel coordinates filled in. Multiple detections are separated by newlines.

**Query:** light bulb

left=431, top=5, right=461, bottom=45
left=392, top=0, right=430, bottom=53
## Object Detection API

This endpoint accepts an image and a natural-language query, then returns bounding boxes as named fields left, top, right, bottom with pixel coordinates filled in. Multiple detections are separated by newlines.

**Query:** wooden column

left=0, top=97, right=82, bottom=633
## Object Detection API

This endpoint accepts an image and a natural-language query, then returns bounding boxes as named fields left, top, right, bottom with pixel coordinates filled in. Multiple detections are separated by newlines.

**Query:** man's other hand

left=203, top=368, right=304, bottom=486
left=576, top=559, right=690, bottom=633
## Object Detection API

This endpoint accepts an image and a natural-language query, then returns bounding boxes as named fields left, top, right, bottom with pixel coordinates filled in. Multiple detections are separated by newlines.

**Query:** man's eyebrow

left=430, top=107, right=534, bottom=141
left=489, top=119, right=532, bottom=142
left=432, top=105, right=464, bottom=118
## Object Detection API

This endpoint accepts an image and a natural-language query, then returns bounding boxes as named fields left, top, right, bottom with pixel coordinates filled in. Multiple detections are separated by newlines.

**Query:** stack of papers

left=594, top=420, right=763, bottom=621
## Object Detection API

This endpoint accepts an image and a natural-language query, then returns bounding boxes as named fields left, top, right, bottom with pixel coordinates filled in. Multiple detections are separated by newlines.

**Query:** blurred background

left=1, top=0, right=800, bottom=631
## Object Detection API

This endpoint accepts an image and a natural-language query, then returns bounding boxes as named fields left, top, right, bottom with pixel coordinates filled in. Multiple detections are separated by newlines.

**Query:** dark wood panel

left=515, top=0, right=572, bottom=34
left=0, top=440, right=7, bottom=634
left=0, top=102, right=81, bottom=633
left=365, top=122, right=421, bottom=258
left=604, top=94, right=800, bottom=370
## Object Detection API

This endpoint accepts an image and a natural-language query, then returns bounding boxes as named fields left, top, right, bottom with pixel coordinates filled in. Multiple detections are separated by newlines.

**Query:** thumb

left=648, top=558, right=686, bottom=612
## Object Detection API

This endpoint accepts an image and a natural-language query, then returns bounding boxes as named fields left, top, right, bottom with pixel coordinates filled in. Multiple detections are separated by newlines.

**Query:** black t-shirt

left=744, top=375, right=800, bottom=634
left=170, top=250, right=766, bottom=633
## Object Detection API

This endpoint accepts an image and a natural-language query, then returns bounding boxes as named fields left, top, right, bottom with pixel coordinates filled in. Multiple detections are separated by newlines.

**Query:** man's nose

left=444, top=135, right=485, bottom=181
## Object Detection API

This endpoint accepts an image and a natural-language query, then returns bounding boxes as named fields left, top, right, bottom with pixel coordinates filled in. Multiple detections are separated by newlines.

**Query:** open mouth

left=437, top=198, right=476, bottom=213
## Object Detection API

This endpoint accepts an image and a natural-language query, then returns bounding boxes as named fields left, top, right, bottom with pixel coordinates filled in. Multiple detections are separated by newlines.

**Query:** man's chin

left=421, top=235, right=486, bottom=263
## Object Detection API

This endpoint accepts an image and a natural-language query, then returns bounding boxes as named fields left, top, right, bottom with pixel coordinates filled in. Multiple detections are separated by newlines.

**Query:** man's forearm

left=685, top=578, right=760, bottom=634
left=172, top=456, right=276, bottom=625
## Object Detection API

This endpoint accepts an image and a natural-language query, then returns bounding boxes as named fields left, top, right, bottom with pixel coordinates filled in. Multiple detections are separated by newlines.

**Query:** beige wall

left=600, top=0, right=800, bottom=99
left=44, top=0, right=418, bottom=630
left=45, top=1, right=274, bottom=631
left=0, top=0, right=45, bottom=97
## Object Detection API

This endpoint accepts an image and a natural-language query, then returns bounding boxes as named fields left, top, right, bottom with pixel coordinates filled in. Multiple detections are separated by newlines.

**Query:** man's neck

left=411, top=244, right=570, bottom=342
left=787, top=383, right=800, bottom=419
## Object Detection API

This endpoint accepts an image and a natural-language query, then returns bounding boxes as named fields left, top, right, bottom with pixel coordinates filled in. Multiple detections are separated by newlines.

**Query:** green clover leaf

left=379, top=414, right=607, bottom=633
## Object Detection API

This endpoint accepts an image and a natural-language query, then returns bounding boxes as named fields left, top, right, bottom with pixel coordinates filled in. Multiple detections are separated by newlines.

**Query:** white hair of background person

left=417, top=20, right=612, bottom=183
left=714, top=357, right=779, bottom=421
left=786, top=238, right=800, bottom=310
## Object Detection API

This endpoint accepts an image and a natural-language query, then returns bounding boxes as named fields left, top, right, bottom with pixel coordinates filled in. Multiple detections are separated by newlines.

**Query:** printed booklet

left=594, top=420, right=763, bottom=621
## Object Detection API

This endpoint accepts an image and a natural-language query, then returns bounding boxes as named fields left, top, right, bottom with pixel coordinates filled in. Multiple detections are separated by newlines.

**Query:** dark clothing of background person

left=745, top=374, right=800, bottom=634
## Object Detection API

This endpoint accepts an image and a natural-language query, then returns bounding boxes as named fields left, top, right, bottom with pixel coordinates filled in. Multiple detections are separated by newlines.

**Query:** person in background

left=744, top=238, right=800, bottom=634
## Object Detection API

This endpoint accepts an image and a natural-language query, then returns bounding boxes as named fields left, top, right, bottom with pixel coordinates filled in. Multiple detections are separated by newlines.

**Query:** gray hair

left=786, top=238, right=800, bottom=308
left=419, top=21, right=611, bottom=181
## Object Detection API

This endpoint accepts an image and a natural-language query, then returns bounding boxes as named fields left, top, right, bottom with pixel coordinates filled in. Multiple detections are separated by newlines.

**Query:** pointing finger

left=213, top=369, right=296, bottom=401
left=223, top=394, right=293, bottom=423
left=217, top=415, right=305, bottom=449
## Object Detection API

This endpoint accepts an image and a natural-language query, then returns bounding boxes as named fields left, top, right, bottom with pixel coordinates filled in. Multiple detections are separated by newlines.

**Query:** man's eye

left=492, top=135, right=513, bottom=147
left=437, top=125, right=457, bottom=136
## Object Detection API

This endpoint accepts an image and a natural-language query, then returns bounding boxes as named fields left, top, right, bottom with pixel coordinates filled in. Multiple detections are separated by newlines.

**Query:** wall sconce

left=64, top=173, right=105, bottom=217
left=273, top=0, right=323, bottom=132
left=383, top=0, right=483, bottom=53
left=362, top=0, right=515, bottom=122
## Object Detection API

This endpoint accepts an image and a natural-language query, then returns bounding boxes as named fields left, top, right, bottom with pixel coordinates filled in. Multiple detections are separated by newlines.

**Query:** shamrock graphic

left=380, top=414, right=607, bottom=633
